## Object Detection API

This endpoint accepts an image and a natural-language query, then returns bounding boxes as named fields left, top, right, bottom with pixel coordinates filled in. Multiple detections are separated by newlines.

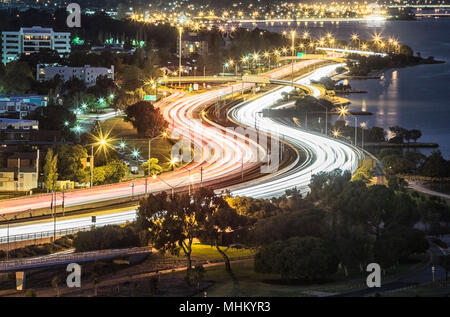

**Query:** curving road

left=227, top=64, right=364, bottom=197
left=0, top=60, right=322, bottom=216
left=1, top=62, right=362, bottom=241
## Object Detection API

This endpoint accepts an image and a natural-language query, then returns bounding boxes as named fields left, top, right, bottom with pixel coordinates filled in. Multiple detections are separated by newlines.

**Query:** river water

left=245, top=18, right=450, bottom=157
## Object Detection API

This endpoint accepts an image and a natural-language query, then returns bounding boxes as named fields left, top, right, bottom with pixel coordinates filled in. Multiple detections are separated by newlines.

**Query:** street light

left=351, top=33, right=360, bottom=49
left=332, top=129, right=341, bottom=138
left=90, top=131, right=112, bottom=187
left=338, top=106, right=357, bottom=146
left=290, top=30, right=296, bottom=84
left=178, top=25, right=183, bottom=87
left=360, top=122, right=367, bottom=150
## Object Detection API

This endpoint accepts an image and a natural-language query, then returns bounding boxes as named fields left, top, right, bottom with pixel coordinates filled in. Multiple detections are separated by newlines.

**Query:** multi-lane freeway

left=0, top=60, right=322, bottom=216
left=1, top=60, right=363, bottom=242
left=228, top=64, right=364, bottom=197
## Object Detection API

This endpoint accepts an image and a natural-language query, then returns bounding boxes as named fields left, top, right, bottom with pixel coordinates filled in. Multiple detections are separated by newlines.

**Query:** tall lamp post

left=360, top=122, right=367, bottom=150
left=178, top=26, right=183, bottom=87
left=291, top=30, right=296, bottom=85
left=90, top=136, right=110, bottom=188
left=145, top=131, right=168, bottom=194
left=339, top=106, right=358, bottom=147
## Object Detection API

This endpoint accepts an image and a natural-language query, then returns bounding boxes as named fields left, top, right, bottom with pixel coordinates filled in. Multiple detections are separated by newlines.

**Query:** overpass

left=161, top=74, right=317, bottom=94
left=0, top=247, right=151, bottom=272
left=316, top=47, right=388, bottom=57
left=388, top=4, right=450, bottom=8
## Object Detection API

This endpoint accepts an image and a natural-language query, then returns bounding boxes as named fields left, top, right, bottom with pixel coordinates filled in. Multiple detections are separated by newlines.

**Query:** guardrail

left=0, top=225, right=93, bottom=245
left=0, top=247, right=152, bottom=272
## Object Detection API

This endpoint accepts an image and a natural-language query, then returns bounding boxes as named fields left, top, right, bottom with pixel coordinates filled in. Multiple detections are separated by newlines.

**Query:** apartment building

left=2, top=26, right=71, bottom=64
left=37, top=65, right=115, bottom=87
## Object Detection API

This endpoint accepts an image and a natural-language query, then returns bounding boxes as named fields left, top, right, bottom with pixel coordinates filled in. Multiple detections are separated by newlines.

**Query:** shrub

left=73, top=224, right=141, bottom=252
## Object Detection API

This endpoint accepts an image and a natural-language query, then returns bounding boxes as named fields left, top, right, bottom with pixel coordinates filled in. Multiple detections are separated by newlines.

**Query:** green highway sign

left=297, top=52, right=305, bottom=58
left=144, top=95, right=157, bottom=101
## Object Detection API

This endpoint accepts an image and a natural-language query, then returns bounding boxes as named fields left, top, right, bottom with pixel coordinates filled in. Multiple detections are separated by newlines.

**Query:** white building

left=0, top=168, right=38, bottom=192
left=0, top=118, right=39, bottom=130
left=37, top=65, right=115, bottom=87
left=0, top=95, right=48, bottom=118
left=2, top=26, right=71, bottom=65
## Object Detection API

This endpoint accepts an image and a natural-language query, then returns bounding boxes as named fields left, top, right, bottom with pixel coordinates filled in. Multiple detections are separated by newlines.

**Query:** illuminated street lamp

left=90, top=132, right=111, bottom=188
left=290, top=30, right=296, bottom=84
left=351, top=33, right=360, bottom=49
left=338, top=106, right=357, bottom=146
left=360, top=122, right=367, bottom=150
left=302, top=31, right=310, bottom=41
left=332, top=129, right=341, bottom=138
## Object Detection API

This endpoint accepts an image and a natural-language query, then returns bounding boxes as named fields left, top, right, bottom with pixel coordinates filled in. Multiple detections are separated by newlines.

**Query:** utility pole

left=53, top=191, right=56, bottom=242
left=200, top=167, right=203, bottom=187
left=241, top=156, right=244, bottom=181
left=90, top=145, right=94, bottom=188
left=62, top=187, right=65, bottom=216
left=36, top=149, right=39, bottom=188
left=178, top=26, right=182, bottom=87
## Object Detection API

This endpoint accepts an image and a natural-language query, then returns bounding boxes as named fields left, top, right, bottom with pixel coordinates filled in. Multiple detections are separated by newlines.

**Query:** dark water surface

left=247, top=18, right=450, bottom=157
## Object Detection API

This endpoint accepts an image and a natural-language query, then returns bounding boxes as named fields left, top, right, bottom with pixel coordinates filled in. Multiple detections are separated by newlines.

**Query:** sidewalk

left=408, top=181, right=450, bottom=200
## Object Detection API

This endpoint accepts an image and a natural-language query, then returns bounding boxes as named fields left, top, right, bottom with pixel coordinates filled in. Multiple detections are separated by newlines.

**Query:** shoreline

left=366, top=142, right=439, bottom=148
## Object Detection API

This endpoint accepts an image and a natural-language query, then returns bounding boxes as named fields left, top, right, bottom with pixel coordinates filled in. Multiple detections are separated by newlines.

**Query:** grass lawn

left=191, top=261, right=364, bottom=297
left=190, top=254, right=429, bottom=297
left=190, top=244, right=254, bottom=262
left=145, top=243, right=255, bottom=264
left=101, top=115, right=190, bottom=169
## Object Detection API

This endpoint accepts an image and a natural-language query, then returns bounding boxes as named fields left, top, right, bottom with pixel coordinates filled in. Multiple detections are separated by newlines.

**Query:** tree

left=419, top=150, right=450, bottom=178
left=200, top=194, right=251, bottom=274
left=308, top=169, right=351, bottom=206
left=0, top=61, right=34, bottom=94
left=125, top=101, right=168, bottom=138
left=26, top=103, right=76, bottom=139
left=73, top=224, right=141, bottom=252
left=141, top=158, right=163, bottom=176
left=137, top=191, right=200, bottom=270
left=103, top=160, right=128, bottom=183
left=351, top=166, right=373, bottom=184
left=439, top=255, right=450, bottom=282
left=43, top=149, right=58, bottom=191
left=368, top=127, right=386, bottom=143
left=54, top=145, right=89, bottom=183
left=255, top=237, right=339, bottom=281
left=409, top=129, right=422, bottom=143
left=389, top=126, right=408, bottom=143
left=251, top=208, right=326, bottom=245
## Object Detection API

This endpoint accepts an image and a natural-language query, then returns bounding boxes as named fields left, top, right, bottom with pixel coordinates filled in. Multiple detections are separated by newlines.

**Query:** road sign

left=297, top=52, right=305, bottom=58
left=131, top=183, right=135, bottom=188
left=144, top=95, right=157, bottom=101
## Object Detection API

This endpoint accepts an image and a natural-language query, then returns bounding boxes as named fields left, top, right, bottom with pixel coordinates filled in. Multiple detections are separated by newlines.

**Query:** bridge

left=0, top=247, right=152, bottom=272
left=388, top=4, right=450, bottom=8
left=160, top=75, right=316, bottom=93
left=316, top=47, right=388, bottom=57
